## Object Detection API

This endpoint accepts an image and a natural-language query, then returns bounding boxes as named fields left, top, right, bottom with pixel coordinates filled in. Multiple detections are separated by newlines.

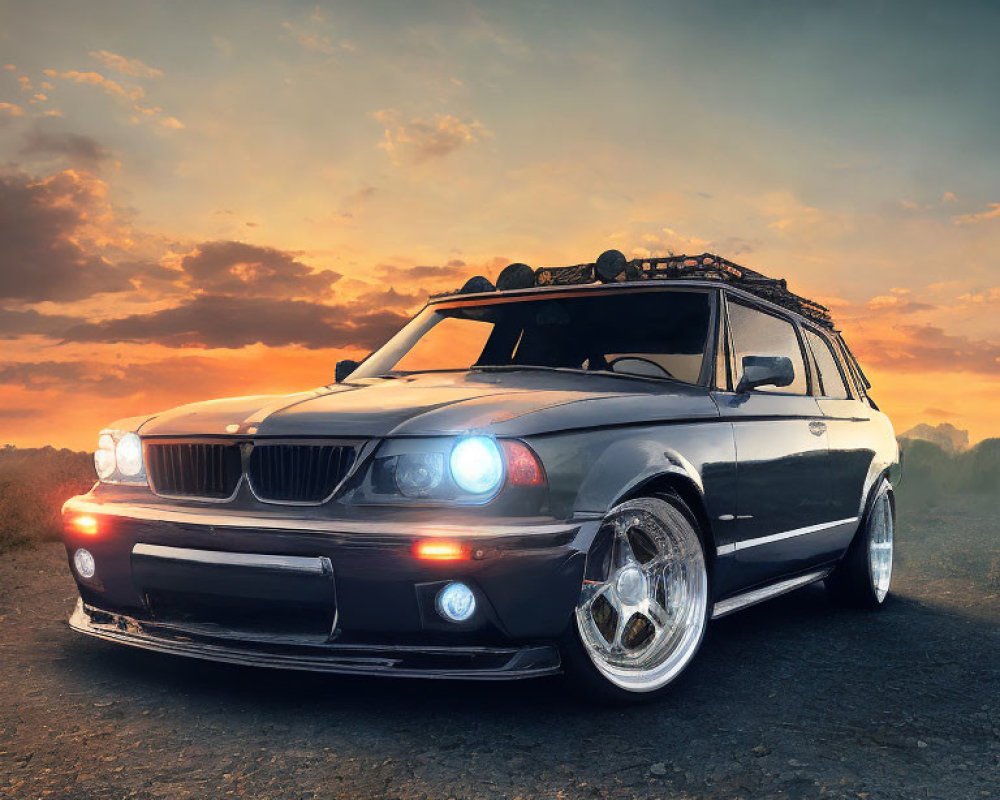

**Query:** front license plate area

left=131, top=545, right=337, bottom=642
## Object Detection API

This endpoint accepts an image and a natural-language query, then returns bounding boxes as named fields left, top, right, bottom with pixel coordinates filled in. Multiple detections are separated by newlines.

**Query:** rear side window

left=804, top=329, right=850, bottom=399
left=727, top=300, right=808, bottom=395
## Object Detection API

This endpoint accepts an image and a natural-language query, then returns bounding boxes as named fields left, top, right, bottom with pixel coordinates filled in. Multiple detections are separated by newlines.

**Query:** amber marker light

left=412, top=539, right=469, bottom=561
left=501, top=440, right=547, bottom=486
left=66, top=514, right=100, bottom=537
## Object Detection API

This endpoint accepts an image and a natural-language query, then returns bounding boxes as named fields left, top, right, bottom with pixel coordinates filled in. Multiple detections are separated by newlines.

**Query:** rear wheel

left=561, top=495, right=709, bottom=702
left=826, top=479, right=894, bottom=609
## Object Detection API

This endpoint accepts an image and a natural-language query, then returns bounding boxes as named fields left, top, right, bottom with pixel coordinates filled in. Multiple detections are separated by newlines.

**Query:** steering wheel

left=608, top=356, right=674, bottom=379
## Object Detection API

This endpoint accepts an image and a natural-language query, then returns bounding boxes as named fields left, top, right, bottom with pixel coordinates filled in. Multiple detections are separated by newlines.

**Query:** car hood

left=136, top=371, right=720, bottom=438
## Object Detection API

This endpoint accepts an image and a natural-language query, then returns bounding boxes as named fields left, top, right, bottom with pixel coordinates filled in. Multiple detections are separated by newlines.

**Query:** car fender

left=566, top=425, right=736, bottom=525
left=856, top=414, right=900, bottom=519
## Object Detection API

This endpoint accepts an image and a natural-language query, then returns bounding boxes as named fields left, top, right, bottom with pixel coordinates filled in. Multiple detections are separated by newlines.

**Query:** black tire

left=560, top=493, right=710, bottom=704
left=826, top=479, right=895, bottom=609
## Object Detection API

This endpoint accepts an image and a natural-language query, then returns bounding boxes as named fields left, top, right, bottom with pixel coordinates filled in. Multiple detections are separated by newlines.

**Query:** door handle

left=809, top=420, right=827, bottom=436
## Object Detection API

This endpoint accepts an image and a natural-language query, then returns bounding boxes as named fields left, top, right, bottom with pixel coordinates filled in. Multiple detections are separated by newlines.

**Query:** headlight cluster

left=364, top=436, right=544, bottom=504
left=94, top=430, right=147, bottom=484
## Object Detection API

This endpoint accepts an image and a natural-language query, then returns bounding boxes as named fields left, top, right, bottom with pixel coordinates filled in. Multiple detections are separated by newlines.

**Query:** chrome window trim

left=131, top=544, right=331, bottom=575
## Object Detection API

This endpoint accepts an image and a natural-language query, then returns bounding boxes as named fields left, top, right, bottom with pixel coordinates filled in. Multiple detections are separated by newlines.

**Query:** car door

left=711, top=294, right=835, bottom=589
left=803, top=326, right=878, bottom=550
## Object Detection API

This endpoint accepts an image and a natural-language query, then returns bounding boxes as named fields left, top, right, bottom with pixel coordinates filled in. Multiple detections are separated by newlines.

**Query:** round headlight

left=94, top=433, right=116, bottom=480
left=115, top=433, right=144, bottom=477
left=395, top=452, right=445, bottom=497
left=449, top=436, right=503, bottom=495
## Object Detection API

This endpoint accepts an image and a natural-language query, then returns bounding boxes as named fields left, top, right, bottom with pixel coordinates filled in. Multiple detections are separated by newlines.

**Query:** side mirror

left=335, top=359, right=360, bottom=383
left=736, top=355, right=794, bottom=393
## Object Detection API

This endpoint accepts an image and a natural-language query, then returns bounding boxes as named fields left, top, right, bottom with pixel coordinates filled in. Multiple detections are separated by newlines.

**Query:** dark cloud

left=20, top=126, right=111, bottom=167
left=354, top=286, right=423, bottom=310
left=0, top=358, right=228, bottom=397
left=375, top=262, right=471, bottom=284
left=0, top=407, right=44, bottom=422
left=180, top=241, right=341, bottom=298
left=860, top=325, right=1000, bottom=375
left=0, top=307, right=80, bottom=339
left=61, top=294, right=409, bottom=350
left=0, top=170, right=131, bottom=301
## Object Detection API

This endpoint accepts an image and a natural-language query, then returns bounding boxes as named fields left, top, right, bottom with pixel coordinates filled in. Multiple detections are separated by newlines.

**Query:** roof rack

left=438, top=251, right=834, bottom=330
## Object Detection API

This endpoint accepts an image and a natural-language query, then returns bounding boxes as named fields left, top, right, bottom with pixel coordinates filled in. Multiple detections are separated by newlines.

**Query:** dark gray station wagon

left=62, top=251, right=899, bottom=700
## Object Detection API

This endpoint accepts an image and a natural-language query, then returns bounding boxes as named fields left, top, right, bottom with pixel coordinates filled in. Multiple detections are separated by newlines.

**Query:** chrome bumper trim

left=63, top=496, right=579, bottom=539
left=711, top=568, right=833, bottom=619
left=132, top=544, right=331, bottom=575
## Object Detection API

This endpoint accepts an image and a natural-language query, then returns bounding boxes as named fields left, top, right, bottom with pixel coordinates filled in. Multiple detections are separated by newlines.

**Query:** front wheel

left=826, top=479, right=895, bottom=609
left=561, top=495, right=709, bottom=702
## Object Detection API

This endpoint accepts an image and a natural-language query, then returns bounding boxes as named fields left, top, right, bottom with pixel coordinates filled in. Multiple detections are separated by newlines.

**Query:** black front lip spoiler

left=69, top=600, right=562, bottom=680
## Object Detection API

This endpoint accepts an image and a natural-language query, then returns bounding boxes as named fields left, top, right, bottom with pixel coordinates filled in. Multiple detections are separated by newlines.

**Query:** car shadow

left=58, top=581, right=990, bottom=721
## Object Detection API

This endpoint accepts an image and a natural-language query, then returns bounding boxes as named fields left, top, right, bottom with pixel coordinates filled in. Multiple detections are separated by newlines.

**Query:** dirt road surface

left=1, top=503, right=997, bottom=799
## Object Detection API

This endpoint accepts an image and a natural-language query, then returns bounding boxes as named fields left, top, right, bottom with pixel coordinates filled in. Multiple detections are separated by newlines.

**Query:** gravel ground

left=1, top=504, right=998, bottom=800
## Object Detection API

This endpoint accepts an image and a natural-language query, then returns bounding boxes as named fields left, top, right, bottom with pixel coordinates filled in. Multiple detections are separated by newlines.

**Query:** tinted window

left=727, top=300, right=807, bottom=394
left=804, top=328, right=850, bottom=399
left=352, top=289, right=711, bottom=384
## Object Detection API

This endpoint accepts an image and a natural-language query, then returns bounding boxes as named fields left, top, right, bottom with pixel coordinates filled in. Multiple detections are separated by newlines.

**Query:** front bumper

left=62, top=493, right=599, bottom=678
left=69, top=600, right=562, bottom=679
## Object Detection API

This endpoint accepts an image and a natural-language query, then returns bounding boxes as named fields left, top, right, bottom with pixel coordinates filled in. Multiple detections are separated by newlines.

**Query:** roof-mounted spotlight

left=459, top=276, right=496, bottom=294
left=496, top=262, right=535, bottom=291
left=595, top=249, right=635, bottom=283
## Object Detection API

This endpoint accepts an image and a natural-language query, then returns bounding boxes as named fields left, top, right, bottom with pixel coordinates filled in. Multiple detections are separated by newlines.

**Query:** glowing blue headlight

left=436, top=581, right=477, bottom=622
left=449, top=436, right=503, bottom=495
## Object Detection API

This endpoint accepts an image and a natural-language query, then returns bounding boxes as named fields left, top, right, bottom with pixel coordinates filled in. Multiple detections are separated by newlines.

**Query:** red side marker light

left=67, top=514, right=99, bottom=537
left=501, top=441, right=547, bottom=486
left=413, top=539, right=469, bottom=561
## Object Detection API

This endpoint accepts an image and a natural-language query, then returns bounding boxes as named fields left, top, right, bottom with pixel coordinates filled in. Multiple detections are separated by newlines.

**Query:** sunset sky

left=1, top=0, right=999, bottom=450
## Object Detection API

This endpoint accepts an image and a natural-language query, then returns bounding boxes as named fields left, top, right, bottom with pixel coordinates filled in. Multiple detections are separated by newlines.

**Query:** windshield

left=350, top=288, right=713, bottom=384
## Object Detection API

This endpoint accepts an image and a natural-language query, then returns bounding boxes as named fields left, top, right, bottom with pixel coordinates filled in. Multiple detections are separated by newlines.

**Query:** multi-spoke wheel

left=827, top=479, right=895, bottom=609
left=561, top=496, right=708, bottom=700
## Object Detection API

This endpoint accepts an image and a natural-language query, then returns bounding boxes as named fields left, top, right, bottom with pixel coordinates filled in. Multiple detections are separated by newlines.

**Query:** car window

left=351, top=289, right=712, bottom=385
left=836, top=335, right=869, bottom=400
left=393, top=317, right=495, bottom=373
left=727, top=299, right=808, bottom=395
left=804, top=328, right=850, bottom=399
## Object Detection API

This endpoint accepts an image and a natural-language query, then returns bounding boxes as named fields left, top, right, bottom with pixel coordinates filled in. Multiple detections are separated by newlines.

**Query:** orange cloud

left=0, top=102, right=24, bottom=116
left=374, top=110, right=488, bottom=164
left=953, top=202, right=1000, bottom=225
left=43, top=69, right=140, bottom=100
left=89, top=50, right=163, bottom=78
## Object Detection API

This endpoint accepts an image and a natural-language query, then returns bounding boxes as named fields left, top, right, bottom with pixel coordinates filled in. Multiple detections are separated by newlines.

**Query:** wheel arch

left=615, top=471, right=717, bottom=575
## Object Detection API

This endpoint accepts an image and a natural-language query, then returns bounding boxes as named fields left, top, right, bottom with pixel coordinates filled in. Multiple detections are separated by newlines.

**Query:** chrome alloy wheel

left=868, top=485, right=894, bottom=603
left=574, top=497, right=708, bottom=693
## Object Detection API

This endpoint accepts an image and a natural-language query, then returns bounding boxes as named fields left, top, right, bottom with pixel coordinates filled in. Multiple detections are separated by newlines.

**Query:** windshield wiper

left=471, top=364, right=688, bottom=385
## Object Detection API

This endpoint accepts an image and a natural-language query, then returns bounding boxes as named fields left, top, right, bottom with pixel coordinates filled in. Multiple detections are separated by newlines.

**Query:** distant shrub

left=0, top=446, right=95, bottom=553
left=896, top=437, right=1000, bottom=509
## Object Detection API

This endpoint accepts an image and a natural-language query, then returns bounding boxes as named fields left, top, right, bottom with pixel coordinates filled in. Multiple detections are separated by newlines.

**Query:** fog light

left=73, top=548, right=96, bottom=579
left=436, top=581, right=476, bottom=623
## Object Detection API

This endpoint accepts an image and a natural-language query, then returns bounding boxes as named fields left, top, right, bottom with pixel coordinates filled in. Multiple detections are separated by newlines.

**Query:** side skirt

left=711, top=568, right=833, bottom=619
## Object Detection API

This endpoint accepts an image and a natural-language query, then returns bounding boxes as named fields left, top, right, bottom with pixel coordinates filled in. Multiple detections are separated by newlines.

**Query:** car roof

left=428, top=252, right=837, bottom=331
left=429, top=278, right=838, bottom=334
